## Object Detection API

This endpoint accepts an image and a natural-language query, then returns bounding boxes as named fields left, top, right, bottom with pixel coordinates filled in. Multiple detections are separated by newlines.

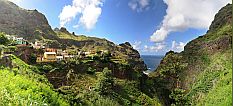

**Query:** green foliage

left=113, top=80, right=162, bottom=106
left=29, top=53, right=37, bottom=64
left=95, top=68, right=114, bottom=95
left=44, top=39, right=62, bottom=48
left=101, top=51, right=111, bottom=62
left=0, top=69, right=68, bottom=106
left=73, top=91, right=120, bottom=106
left=67, top=49, right=77, bottom=55
left=186, top=51, right=232, bottom=106
left=92, top=55, right=100, bottom=60
left=42, top=64, right=54, bottom=72
left=169, top=88, right=187, bottom=106
left=158, top=51, right=187, bottom=78
left=87, top=67, right=96, bottom=75
left=200, top=54, right=210, bottom=64
left=0, top=32, right=9, bottom=45
left=7, top=46, right=17, bottom=51
left=0, top=55, right=70, bottom=105
left=203, top=25, right=232, bottom=42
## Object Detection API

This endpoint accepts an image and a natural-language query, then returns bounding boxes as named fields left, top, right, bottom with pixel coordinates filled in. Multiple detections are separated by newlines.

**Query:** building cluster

left=4, top=35, right=110, bottom=63
left=36, top=48, right=75, bottom=62
left=6, top=35, right=28, bottom=45
left=36, top=48, right=109, bottom=63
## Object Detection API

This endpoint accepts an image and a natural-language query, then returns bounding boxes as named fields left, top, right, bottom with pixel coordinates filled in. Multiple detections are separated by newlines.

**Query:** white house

left=5, top=35, right=17, bottom=41
left=33, top=41, right=45, bottom=49
left=56, top=56, right=63, bottom=61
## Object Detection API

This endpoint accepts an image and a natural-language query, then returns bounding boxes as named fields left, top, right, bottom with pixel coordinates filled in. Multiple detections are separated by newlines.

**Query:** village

left=1, top=34, right=112, bottom=63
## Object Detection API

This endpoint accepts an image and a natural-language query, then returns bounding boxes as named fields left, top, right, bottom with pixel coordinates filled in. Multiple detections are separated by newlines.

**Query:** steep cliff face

left=150, top=4, right=232, bottom=105
left=0, top=0, right=58, bottom=41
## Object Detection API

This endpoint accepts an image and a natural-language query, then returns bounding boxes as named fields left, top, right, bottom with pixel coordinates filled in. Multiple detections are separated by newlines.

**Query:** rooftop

left=44, top=52, right=56, bottom=55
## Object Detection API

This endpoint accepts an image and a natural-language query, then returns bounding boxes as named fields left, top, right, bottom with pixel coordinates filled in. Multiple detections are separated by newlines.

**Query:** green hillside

left=0, top=0, right=231, bottom=106
left=149, top=4, right=232, bottom=106
left=0, top=55, right=68, bottom=105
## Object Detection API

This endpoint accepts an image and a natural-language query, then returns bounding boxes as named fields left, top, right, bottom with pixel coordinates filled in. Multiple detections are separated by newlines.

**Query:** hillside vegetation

left=0, top=54, right=162, bottom=105
left=149, top=4, right=232, bottom=106
left=0, top=55, right=68, bottom=105
left=0, top=0, right=231, bottom=106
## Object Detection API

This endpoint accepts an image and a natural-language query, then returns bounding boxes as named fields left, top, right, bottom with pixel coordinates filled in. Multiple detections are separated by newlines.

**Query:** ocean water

left=141, top=55, right=164, bottom=72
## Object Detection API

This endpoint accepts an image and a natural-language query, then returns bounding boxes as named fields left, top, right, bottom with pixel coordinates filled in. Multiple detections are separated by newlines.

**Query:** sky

left=9, top=0, right=232, bottom=55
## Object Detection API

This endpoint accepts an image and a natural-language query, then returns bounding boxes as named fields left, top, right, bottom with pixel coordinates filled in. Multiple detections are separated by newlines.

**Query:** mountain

left=0, top=0, right=147, bottom=75
left=54, top=27, right=147, bottom=75
left=0, top=0, right=59, bottom=41
left=0, top=1, right=159, bottom=105
left=149, top=4, right=232, bottom=106
left=1, top=0, right=231, bottom=105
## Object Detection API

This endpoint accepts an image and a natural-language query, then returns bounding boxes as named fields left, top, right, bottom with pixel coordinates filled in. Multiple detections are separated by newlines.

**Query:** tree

left=159, top=51, right=187, bottom=79
left=101, top=51, right=111, bottom=62
left=29, top=53, right=37, bottom=64
left=95, top=68, right=114, bottom=95
left=0, top=32, right=9, bottom=45
left=169, top=88, right=187, bottom=106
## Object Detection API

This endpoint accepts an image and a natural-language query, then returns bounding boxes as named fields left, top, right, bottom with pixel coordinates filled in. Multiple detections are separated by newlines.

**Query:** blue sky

left=11, top=0, right=231, bottom=55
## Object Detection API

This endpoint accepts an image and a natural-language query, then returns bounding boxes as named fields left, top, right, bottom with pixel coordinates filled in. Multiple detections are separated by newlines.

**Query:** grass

left=0, top=55, right=69, bottom=105
left=186, top=50, right=232, bottom=106
left=56, top=32, right=105, bottom=42
left=0, top=69, right=69, bottom=106
left=203, top=25, right=232, bottom=42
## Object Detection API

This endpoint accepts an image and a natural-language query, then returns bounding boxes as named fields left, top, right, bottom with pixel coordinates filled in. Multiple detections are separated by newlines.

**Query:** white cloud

left=132, top=41, right=142, bottom=50
left=59, top=0, right=104, bottom=30
left=171, top=41, right=186, bottom=52
left=128, top=0, right=150, bottom=12
left=143, top=42, right=166, bottom=52
left=150, top=0, right=232, bottom=42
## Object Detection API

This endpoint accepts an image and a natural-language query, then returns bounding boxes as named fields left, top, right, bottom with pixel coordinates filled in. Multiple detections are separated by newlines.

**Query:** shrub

left=87, top=67, right=96, bottom=75
left=42, top=64, right=53, bottom=72
left=95, top=68, right=114, bottom=95
left=169, top=88, right=187, bottom=106
left=0, top=32, right=9, bottom=45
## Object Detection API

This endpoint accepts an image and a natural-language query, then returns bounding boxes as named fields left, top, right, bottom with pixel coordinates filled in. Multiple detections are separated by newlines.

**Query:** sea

left=141, top=55, right=164, bottom=73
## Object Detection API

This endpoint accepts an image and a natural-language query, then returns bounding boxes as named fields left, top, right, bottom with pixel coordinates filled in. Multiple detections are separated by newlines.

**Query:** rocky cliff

left=0, top=0, right=58, bottom=41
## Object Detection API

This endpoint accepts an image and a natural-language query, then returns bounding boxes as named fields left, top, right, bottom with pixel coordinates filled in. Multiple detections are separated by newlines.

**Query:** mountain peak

left=0, top=0, right=58, bottom=41
left=208, top=4, right=232, bottom=32
left=59, top=27, right=70, bottom=34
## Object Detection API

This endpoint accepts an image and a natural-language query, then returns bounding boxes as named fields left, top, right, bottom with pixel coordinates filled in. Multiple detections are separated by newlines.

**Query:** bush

left=42, top=64, right=53, bottom=72
left=169, top=88, right=187, bottom=106
left=87, top=67, right=96, bottom=75
left=95, top=68, right=114, bottom=95
left=29, top=53, right=37, bottom=64
left=0, top=32, right=9, bottom=45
